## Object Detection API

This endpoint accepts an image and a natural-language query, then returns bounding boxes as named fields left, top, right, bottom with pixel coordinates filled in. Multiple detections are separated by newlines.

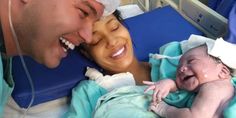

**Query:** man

left=0, top=0, right=119, bottom=117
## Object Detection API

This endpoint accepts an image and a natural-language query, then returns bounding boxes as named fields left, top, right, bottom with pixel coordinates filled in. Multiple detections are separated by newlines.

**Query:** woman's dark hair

left=113, top=9, right=133, bottom=46
left=113, top=10, right=129, bottom=29
left=113, top=10, right=123, bottom=22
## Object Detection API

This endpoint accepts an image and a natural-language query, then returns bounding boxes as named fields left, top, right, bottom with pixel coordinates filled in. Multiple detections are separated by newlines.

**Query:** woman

left=78, top=10, right=151, bottom=85
left=65, top=10, right=159, bottom=118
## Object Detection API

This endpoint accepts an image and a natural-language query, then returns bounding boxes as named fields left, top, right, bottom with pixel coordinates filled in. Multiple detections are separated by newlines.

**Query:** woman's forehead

left=93, top=15, right=117, bottom=31
left=98, top=15, right=116, bottom=22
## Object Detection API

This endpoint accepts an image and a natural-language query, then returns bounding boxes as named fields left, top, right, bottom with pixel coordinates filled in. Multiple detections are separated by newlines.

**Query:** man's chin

left=46, top=62, right=60, bottom=69
left=41, top=59, right=60, bottom=69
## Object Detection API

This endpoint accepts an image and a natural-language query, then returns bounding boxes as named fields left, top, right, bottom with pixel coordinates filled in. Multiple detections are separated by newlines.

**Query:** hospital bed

left=8, top=0, right=235, bottom=117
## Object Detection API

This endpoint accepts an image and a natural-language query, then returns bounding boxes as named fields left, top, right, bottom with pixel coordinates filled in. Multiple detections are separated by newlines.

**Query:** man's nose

left=78, top=21, right=93, bottom=43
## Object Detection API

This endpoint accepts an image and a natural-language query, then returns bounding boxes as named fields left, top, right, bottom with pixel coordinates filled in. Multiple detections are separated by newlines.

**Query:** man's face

left=14, top=0, right=104, bottom=68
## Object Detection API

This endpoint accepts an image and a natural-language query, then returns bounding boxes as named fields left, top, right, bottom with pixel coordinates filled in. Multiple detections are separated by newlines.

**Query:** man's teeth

left=62, top=47, right=67, bottom=52
left=112, top=47, right=125, bottom=57
left=59, top=37, right=75, bottom=51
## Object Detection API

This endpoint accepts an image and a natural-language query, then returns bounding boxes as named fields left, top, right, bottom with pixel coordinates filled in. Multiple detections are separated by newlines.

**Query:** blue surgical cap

left=226, top=3, right=236, bottom=43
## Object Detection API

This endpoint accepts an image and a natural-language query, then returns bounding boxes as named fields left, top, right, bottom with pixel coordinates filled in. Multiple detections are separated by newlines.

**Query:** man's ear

left=218, top=65, right=231, bottom=79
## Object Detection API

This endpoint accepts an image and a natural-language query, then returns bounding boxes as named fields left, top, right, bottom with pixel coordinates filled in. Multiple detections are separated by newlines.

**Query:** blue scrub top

left=226, top=3, right=236, bottom=43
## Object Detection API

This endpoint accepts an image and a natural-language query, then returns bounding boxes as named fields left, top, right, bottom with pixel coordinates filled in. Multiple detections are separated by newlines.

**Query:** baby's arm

left=143, top=79, right=177, bottom=104
left=152, top=80, right=234, bottom=118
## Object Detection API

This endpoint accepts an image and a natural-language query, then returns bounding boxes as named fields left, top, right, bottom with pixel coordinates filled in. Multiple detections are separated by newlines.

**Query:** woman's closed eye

left=91, top=33, right=102, bottom=45
left=109, top=20, right=120, bottom=32
left=111, top=23, right=119, bottom=31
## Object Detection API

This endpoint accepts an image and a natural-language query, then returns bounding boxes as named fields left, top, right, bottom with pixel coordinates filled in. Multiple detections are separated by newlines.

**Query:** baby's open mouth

left=59, top=37, right=75, bottom=52
left=183, top=75, right=194, bottom=81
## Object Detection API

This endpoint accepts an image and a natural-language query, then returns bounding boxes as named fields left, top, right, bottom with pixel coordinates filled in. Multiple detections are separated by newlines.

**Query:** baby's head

left=176, top=44, right=232, bottom=91
left=77, top=10, right=135, bottom=74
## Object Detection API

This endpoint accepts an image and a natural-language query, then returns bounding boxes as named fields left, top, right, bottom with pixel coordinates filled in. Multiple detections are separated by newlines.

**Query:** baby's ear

left=218, top=64, right=231, bottom=79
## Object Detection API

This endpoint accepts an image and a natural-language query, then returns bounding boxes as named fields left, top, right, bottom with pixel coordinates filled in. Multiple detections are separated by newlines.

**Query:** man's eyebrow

left=85, top=1, right=97, bottom=16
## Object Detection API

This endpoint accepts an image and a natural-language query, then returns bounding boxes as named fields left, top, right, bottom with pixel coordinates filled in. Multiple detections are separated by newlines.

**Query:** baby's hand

left=143, top=79, right=174, bottom=104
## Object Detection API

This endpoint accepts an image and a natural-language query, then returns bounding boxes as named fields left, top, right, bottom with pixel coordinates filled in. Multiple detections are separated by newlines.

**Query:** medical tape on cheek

left=95, top=0, right=120, bottom=16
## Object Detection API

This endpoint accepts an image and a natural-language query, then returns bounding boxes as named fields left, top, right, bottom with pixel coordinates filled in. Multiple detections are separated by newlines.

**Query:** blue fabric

left=208, top=0, right=223, bottom=10
left=64, top=80, right=107, bottom=118
left=225, top=3, right=236, bottom=43
left=12, top=6, right=202, bottom=108
left=208, top=0, right=236, bottom=18
left=124, top=6, right=202, bottom=61
left=12, top=51, right=99, bottom=108
left=65, top=81, right=157, bottom=118
left=93, top=86, right=157, bottom=118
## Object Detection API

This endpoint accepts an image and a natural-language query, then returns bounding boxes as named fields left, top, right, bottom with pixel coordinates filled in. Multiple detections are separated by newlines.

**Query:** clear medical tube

left=8, top=0, right=35, bottom=118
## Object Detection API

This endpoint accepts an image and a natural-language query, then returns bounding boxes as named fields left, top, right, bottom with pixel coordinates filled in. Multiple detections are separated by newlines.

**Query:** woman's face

left=85, top=15, right=135, bottom=74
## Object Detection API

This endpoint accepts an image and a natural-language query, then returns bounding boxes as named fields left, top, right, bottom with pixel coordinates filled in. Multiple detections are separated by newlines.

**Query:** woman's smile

left=112, top=46, right=125, bottom=57
left=111, top=46, right=126, bottom=59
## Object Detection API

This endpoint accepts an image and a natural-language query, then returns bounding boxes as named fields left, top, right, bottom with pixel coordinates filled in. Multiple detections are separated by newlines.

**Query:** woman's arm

left=64, top=80, right=107, bottom=118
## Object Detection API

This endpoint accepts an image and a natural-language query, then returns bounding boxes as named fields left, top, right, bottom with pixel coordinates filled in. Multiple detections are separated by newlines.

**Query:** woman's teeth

left=59, top=37, right=75, bottom=52
left=112, top=47, right=125, bottom=57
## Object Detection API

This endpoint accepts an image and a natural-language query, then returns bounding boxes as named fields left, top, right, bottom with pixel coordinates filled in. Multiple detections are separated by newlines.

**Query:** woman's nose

left=106, top=36, right=118, bottom=48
